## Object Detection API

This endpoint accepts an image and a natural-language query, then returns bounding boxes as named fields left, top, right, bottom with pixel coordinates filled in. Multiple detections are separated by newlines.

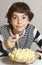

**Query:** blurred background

left=0, top=0, right=42, bottom=50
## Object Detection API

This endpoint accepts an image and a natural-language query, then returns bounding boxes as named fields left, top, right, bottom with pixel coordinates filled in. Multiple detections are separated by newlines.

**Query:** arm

left=33, top=28, right=42, bottom=48
left=0, top=40, right=8, bottom=57
left=0, top=34, right=16, bottom=56
left=0, top=34, right=8, bottom=56
left=33, top=28, right=42, bottom=59
left=25, top=28, right=42, bottom=64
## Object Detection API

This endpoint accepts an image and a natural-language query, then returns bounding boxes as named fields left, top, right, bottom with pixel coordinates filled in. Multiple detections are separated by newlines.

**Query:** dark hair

left=6, top=2, right=34, bottom=24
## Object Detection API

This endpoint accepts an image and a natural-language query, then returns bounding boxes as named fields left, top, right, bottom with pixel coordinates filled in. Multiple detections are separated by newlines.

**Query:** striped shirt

left=0, top=25, right=42, bottom=57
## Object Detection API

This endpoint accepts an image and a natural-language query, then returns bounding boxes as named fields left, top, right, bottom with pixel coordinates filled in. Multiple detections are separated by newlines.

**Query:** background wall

left=0, top=0, right=42, bottom=50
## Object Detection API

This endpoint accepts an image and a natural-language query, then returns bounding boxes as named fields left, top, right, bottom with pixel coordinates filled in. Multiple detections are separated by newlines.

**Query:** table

left=0, top=57, right=42, bottom=65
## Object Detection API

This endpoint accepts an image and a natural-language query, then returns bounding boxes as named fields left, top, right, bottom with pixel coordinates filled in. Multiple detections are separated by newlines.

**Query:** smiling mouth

left=16, top=25, right=24, bottom=28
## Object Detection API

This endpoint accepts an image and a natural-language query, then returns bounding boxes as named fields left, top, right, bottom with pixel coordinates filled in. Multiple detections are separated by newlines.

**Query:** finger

left=7, top=36, right=17, bottom=42
left=7, top=42, right=15, bottom=48
left=25, top=58, right=35, bottom=64
left=35, top=52, right=40, bottom=59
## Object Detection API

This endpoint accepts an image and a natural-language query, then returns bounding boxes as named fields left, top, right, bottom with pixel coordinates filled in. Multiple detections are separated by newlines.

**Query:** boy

left=0, top=2, right=42, bottom=64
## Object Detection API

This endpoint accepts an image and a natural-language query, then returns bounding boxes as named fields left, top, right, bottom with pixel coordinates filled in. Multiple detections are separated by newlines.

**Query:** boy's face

left=10, top=12, right=30, bottom=32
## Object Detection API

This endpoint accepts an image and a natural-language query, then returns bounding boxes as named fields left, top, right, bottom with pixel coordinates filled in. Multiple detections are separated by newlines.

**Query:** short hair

left=6, top=2, right=34, bottom=22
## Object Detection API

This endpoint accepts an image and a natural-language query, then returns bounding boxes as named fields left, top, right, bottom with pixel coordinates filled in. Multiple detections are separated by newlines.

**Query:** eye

left=22, top=16, right=26, bottom=19
left=13, top=16, right=17, bottom=19
left=12, top=15, right=17, bottom=19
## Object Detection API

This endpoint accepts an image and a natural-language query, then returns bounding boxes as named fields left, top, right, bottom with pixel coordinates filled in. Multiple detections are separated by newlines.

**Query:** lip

left=16, top=25, right=24, bottom=28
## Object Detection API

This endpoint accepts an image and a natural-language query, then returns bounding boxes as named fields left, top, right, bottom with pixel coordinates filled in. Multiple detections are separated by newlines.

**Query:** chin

left=17, top=29, right=24, bottom=32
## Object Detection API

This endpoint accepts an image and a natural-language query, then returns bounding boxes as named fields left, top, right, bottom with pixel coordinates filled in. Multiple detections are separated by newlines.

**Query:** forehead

left=13, top=12, right=28, bottom=16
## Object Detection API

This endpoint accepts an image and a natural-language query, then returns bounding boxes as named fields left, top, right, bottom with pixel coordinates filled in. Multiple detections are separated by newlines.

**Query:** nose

left=18, top=18, right=22, bottom=24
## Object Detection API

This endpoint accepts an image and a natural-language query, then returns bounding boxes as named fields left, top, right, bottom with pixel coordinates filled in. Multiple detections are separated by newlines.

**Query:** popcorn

left=9, top=48, right=35, bottom=61
left=16, top=34, right=20, bottom=41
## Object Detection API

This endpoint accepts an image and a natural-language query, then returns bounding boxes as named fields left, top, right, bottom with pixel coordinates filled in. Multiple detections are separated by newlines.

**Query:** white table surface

left=0, top=56, right=42, bottom=65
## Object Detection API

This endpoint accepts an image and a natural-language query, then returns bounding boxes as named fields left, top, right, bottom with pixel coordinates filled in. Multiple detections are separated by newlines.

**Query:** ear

left=9, top=19, right=12, bottom=24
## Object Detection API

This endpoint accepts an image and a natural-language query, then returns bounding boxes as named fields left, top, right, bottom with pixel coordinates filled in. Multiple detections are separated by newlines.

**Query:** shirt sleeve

left=33, top=28, right=42, bottom=48
left=33, top=28, right=42, bottom=59
left=0, top=34, right=8, bottom=56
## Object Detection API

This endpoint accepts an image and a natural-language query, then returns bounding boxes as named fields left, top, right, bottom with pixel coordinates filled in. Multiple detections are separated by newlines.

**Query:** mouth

left=16, top=25, right=24, bottom=28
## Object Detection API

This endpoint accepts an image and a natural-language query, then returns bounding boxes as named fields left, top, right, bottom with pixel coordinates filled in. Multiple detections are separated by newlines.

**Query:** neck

left=11, top=29, right=24, bottom=36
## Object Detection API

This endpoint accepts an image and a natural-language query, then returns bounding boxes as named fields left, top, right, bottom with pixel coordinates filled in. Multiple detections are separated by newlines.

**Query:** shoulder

left=0, top=25, right=10, bottom=32
left=0, top=25, right=9, bottom=30
left=26, top=24, right=35, bottom=31
left=0, top=25, right=10, bottom=40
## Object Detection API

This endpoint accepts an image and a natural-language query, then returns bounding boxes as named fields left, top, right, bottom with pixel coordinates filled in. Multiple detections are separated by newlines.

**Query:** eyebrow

left=13, top=14, right=27, bottom=17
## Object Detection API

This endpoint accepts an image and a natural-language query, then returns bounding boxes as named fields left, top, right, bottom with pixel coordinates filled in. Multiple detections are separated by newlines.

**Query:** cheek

left=10, top=20, right=16, bottom=25
left=25, top=20, right=29, bottom=25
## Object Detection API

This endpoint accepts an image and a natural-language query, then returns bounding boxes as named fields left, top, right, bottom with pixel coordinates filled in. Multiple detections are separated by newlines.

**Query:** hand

left=4, top=35, right=17, bottom=49
left=25, top=52, right=40, bottom=64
